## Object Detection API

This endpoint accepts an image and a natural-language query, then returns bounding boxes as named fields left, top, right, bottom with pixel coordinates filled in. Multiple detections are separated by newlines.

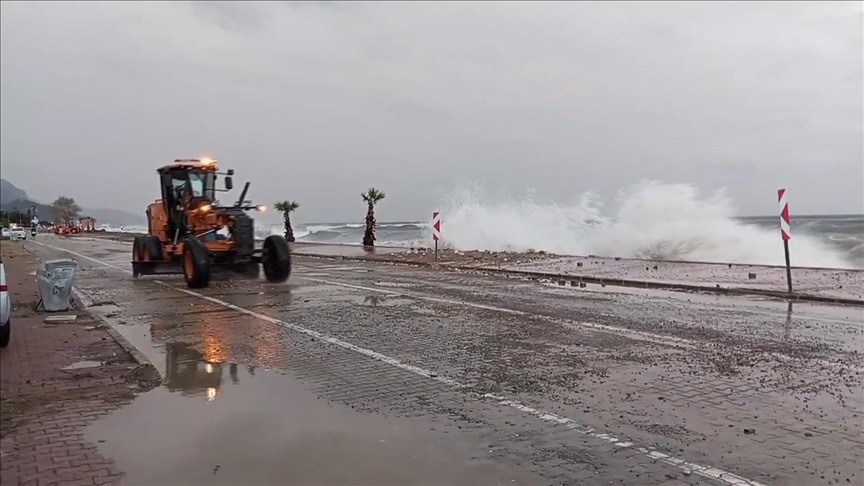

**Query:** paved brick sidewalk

left=0, top=242, right=154, bottom=486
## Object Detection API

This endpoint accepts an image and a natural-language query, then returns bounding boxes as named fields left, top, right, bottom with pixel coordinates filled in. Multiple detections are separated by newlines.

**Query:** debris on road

left=43, top=314, right=77, bottom=324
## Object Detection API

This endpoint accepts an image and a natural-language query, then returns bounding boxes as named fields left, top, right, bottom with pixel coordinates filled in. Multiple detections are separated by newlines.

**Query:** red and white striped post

left=431, top=211, right=442, bottom=262
left=778, top=188, right=793, bottom=292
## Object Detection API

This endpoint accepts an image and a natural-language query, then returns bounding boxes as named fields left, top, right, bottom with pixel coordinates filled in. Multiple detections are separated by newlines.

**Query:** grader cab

left=131, top=158, right=291, bottom=288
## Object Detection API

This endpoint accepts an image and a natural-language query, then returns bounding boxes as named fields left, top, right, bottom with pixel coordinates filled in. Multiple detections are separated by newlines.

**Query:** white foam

left=430, top=181, right=858, bottom=269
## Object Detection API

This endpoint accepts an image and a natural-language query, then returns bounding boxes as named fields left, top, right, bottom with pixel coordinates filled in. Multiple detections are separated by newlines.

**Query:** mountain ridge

left=0, top=178, right=29, bottom=204
left=0, top=178, right=145, bottom=225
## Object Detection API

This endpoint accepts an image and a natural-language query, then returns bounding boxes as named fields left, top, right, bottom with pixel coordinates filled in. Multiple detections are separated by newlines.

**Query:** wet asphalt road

left=26, top=235, right=864, bottom=486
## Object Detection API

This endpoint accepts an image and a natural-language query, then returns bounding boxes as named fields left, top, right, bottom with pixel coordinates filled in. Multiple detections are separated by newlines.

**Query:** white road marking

left=485, top=394, right=759, bottom=486
left=298, top=277, right=704, bottom=349
left=30, top=239, right=767, bottom=486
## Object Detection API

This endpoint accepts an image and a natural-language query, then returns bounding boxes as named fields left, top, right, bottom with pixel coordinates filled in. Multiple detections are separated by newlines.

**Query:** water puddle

left=350, top=295, right=413, bottom=307
left=411, top=306, right=440, bottom=316
left=290, top=283, right=343, bottom=295
left=84, top=342, right=534, bottom=485
left=318, top=265, right=370, bottom=272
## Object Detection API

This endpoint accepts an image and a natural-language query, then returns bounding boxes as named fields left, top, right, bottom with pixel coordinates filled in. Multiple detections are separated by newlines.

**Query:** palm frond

left=361, top=187, right=386, bottom=204
left=274, top=200, right=299, bottom=213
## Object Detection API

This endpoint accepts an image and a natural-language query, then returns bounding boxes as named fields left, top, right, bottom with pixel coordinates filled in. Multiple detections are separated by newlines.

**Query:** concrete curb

left=103, top=323, right=154, bottom=373
left=294, top=253, right=864, bottom=307
left=71, top=289, right=163, bottom=384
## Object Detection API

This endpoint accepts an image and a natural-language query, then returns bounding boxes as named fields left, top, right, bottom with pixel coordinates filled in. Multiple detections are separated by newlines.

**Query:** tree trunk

left=284, top=214, right=295, bottom=243
left=362, top=203, right=376, bottom=246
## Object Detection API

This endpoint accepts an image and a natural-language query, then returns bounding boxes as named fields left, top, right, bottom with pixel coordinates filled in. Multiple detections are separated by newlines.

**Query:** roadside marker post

left=432, top=211, right=441, bottom=263
left=778, top=188, right=793, bottom=292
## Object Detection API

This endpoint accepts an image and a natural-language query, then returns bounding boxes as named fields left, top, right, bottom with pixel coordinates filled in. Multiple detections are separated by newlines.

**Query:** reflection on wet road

left=28, top=236, right=864, bottom=486
left=88, top=344, right=528, bottom=485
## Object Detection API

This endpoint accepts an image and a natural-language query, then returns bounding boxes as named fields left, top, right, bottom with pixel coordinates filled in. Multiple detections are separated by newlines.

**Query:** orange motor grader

left=131, top=158, right=291, bottom=288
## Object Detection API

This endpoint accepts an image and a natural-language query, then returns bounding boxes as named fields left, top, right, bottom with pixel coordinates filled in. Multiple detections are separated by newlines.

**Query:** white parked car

left=0, top=257, right=10, bottom=347
left=8, top=227, right=26, bottom=241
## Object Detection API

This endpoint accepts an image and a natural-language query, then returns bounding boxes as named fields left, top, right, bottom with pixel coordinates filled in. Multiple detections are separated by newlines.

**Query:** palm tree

left=273, top=201, right=300, bottom=242
left=361, top=187, right=385, bottom=246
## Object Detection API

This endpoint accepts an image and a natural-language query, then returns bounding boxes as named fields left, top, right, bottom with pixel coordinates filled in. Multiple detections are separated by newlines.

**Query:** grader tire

left=132, top=237, right=144, bottom=278
left=141, top=235, right=165, bottom=261
left=262, top=235, right=291, bottom=283
left=183, top=237, right=211, bottom=289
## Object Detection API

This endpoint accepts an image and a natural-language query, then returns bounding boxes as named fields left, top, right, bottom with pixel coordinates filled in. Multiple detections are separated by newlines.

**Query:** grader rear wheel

left=262, top=235, right=291, bottom=283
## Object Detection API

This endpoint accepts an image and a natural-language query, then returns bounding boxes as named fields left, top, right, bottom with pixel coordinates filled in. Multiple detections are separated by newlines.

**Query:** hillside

left=0, top=178, right=28, bottom=204
left=1, top=197, right=53, bottom=220
left=0, top=179, right=145, bottom=225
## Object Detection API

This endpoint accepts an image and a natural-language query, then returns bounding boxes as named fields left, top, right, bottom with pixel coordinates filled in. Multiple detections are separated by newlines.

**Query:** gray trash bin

left=36, top=259, right=78, bottom=312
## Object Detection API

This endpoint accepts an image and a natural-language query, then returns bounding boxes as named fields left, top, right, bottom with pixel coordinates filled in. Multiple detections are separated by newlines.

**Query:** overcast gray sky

left=1, top=1, right=861, bottom=222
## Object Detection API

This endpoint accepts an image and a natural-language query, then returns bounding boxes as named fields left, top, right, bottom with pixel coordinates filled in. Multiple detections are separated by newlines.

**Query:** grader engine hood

left=184, top=204, right=256, bottom=259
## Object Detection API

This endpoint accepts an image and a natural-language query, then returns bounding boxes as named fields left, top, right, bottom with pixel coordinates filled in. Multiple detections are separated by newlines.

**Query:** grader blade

left=132, top=260, right=183, bottom=277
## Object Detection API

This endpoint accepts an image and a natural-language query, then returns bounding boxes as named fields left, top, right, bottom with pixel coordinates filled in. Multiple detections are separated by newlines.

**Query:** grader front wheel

left=141, top=235, right=164, bottom=261
left=131, top=237, right=143, bottom=278
left=183, top=237, right=212, bottom=289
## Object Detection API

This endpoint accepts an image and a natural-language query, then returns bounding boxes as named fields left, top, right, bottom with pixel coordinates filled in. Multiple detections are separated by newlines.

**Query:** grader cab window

left=159, top=169, right=218, bottom=239
left=171, top=172, right=215, bottom=200
left=165, top=171, right=216, bottom=205
left=187, top=172, right=215, bottom=200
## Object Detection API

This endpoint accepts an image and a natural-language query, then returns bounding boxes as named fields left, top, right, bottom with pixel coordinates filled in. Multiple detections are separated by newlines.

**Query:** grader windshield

left=170, top=171, right=215, bottom=200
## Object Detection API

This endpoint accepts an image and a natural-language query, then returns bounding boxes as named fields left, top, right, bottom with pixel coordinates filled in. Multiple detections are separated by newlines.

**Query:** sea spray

left=433, top=181, right=857, bottom=268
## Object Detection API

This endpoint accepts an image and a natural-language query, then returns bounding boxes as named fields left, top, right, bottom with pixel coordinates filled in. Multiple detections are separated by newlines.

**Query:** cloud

left=1, top=1, right=861, bottom=222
